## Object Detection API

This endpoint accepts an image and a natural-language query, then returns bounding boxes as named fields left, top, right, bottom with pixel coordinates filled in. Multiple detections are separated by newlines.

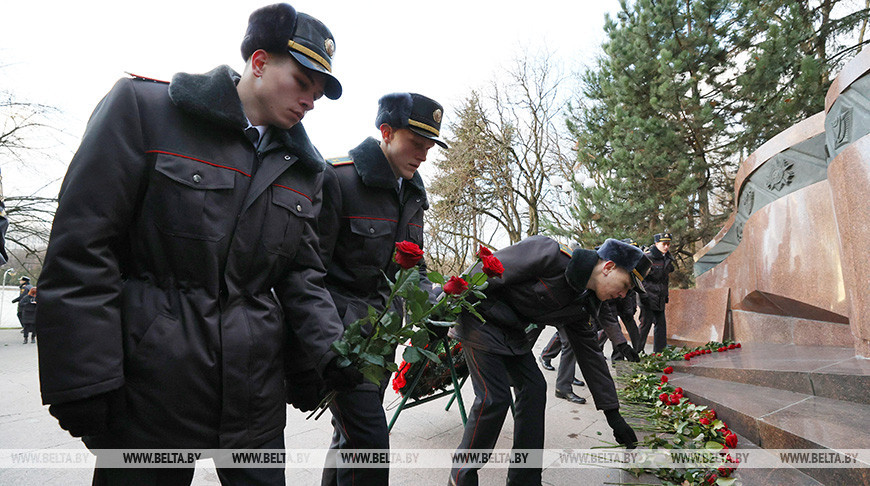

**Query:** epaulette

left=126, top=72, right=169, bottom=84
left=558, top=242, right=574, bottom=258
left=327, top=156, right=354, bottom=166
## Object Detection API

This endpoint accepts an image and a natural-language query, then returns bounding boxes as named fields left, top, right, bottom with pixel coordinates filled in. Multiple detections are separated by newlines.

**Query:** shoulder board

left=327, top=156, right=354, bottom=166
left=126, top=72, right=169, bottom=84
left=558, top=243, right=574, bottom=258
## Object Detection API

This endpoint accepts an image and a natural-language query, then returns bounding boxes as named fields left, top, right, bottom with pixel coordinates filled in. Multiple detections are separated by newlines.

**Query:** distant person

left=35, top=4, right=361, bottom=485
left=538, top=331, right=587, bottom=403
left=12, top=276, right=32, bottom=328
left=20, top=287, right=37, bottom=343
left=635, top=232, right=676, bottom=353
left=0, top=186, right=8, bottom=265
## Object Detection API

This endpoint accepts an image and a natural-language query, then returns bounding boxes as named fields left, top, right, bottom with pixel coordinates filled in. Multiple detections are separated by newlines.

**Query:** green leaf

left=705, top=441, right=724, bottom=451
left=411, top=329, right=430, bottom=348
left=428, top=271, right=446, bottom=285
left=331, top=340, right=350, bottom=356
left=418, top=347, right=442, bottom=364
left=360, top=352, right=386, bottom=368
left=360, top=365, right=384, bottom=385
left=716, top=478, right=736, bottom=486
left=472, top=290, right=487, bottom=300
left=469, top=272, right=488, bottom=286
left=386, top=362, right=399, bottom=372
left=403, top=346, right=423, bottom=363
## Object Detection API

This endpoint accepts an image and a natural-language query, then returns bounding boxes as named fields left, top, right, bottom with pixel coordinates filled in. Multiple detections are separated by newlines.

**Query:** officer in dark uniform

left=448, top=236, right=650, bottom=486
left=598, top=238, right=642, bottom=361
left=12, top=276, right=33, bottom=328
left=635, top=232, right=676, bottom=353
left=314, top=92, right=446, bottom=486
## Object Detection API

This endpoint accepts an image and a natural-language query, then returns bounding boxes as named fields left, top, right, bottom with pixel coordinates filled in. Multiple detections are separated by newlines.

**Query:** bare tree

left=1, top=83, right=64, bottom=275
left=426, top=49, right=578, bottom=271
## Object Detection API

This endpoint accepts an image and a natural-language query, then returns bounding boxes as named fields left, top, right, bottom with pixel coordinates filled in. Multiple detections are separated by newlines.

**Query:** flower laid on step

left=683, top=341, right=741, bottom=361
left=616, top=342, right=741, bottom=485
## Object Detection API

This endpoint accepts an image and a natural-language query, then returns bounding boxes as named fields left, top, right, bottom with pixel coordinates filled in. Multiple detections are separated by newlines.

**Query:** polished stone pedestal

left=667, top=343, right=870, bottom=484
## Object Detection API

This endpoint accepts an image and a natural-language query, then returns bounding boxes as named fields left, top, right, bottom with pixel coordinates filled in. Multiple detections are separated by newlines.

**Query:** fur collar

left=168, top=65, right=325, bottom=172
left=348, top=137, right=428, bottom=205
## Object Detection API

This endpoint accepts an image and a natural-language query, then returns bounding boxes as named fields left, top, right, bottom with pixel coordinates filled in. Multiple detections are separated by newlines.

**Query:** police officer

left=635, top=232, right=676, bottom=353
left=314, top=92, right=446, bottom=486
left=12, top=276, right=32, bottom=328
left=448, top=236, right=650, bottom=486
left=598, top=238, right=642, bottom=361
left=36, top=4, right=361, bottom=484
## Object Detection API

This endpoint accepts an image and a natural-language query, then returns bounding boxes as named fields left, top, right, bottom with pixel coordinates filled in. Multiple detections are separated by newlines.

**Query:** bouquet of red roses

left=307, top=243, right=503, bottom=419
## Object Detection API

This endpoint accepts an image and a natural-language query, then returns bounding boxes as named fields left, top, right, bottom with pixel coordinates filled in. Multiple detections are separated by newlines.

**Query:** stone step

left=668, top=342, right=870, bottom=406
left=668, top=372, right=870, bottom=485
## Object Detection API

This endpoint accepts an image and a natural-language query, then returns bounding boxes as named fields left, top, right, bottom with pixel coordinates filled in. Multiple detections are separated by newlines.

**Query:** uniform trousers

left=637, top=308, right=667, bottom=353
left=449, top=346, right=546, bottom=486
left=321, top=378, right=390, bottom=486
left=540, top=327, right=578, bottom=393
left=91, top=434, right=285, bottom=486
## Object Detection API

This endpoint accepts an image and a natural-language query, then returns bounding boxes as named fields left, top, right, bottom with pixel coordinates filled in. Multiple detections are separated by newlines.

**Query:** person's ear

left=251, top=49, right=269, bottom=78
left=602, top=260, right=617, bottom=276
left=379, top=124, right=394, bottom=143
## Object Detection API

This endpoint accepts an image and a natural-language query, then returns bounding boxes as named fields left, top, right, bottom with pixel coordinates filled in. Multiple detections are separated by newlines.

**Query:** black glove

left=49, top=390, right=118, bottom=437
left=604, top=409, right=637, bottom=449
left=616, top=342, right=640, bottom=362
left=286, top=372, right=326, bottom=412
left=322, top=357, right=365, bottom=392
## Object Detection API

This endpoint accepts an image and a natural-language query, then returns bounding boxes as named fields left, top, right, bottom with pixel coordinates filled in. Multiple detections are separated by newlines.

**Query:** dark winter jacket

left=35, top=66, right=344, bottom=449
left=448, top=236, right=620, bottom=410
left=317, top=137, right=434, bottom=323
left=20, top=293, right=37, bottom=328
left=639, top=245, right=675, bottom=311
left=13, top=283, right=33, bottom=319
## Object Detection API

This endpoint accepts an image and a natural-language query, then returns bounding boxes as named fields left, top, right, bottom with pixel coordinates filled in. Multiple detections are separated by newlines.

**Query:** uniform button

left=192, top=174, right=202, bottom=183
left=296, top=204, right=302, bottom=212
left=369, top=227, right=375, bottom=234
left=284, top=155, right=292, bottom=160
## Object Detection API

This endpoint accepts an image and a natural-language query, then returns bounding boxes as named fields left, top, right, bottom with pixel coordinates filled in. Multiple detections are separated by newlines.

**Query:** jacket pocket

left=148, top=153, right=236, bottom=241
left=262, top=184, right=315, bottom=257
left=347, top=217, right=397, bottom=270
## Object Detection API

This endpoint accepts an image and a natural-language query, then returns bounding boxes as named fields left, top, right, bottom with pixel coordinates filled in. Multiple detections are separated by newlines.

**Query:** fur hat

left=597, top=238, right=651, bottom=293
left=240, top=3, right=342, bottom=99
left=375, top=93, right=447, bottom=148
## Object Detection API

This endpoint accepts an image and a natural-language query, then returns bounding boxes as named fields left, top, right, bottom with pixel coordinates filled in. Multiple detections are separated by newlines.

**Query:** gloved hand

left=604, top=409, right=637, bottom=449
left=49, top=391, right=117, bottom=437
left=286, top=372, right=326, bottom=412
left=616, top=342, right=640, bottom=362
left=322, top=357, right=364, bottom=392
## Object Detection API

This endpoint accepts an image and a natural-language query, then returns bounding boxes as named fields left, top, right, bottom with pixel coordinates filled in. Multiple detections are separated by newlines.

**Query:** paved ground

left=0, top=327, right=653, bottom=485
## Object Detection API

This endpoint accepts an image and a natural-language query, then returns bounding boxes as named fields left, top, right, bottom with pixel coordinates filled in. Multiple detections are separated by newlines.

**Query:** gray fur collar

left=348, top=137, right=428, bottom=205
left=168, top=65, right=325, bottom=172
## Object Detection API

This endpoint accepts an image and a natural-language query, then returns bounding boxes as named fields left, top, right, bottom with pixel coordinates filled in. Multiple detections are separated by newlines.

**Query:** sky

left=0, top=0, right=621, bottom=196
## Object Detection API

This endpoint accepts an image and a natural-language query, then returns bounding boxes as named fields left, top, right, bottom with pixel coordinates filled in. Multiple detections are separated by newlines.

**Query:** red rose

left=674, top=387, right=683, bottom=394
left=661, top=375, right=668, bottom=383
left=728, top=344, right=736, bottom=349
left=700, top=418, right=710, bottom=425
left=669, top=394, right=681, bottom=405
left=684, top=355, right=691, bottom=361
left=736, top=343, right=742, bottom=348
left=659, top=393, right=669, bottom=404
left=663, top=366, right=673, bottom=374
left=706, top=410, right=717, bottom=420
left=443, top=276, right=469, bottom=295
left=481, top=255, right=504, bottom=278
left=707, top=474, right=717, bottom=484
left=476, top=245, right=494, bottom=258
left=394, top=241, right=424, bottom=269
left=725, top=432, right=738, bottom=448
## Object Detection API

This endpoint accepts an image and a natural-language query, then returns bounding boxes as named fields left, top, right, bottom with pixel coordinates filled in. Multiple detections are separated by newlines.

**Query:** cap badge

left=433, top=109, right=442, bottom=124
left=324, top=38, right=335, bottom=57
